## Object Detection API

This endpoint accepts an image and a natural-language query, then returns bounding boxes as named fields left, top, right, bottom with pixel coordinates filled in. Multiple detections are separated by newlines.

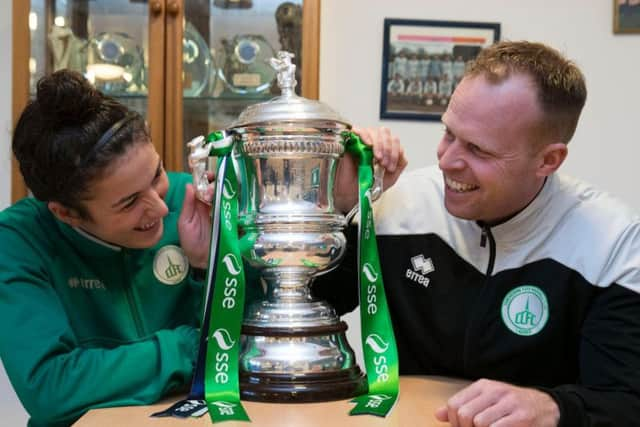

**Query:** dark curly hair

left=12, top=70, right=150, bottom=218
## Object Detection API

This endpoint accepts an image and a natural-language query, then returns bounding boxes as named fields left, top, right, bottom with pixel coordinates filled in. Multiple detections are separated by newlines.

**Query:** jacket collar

left=56, top=219, right=123, bottom=256
left=477, top=174, right=556, bottom=247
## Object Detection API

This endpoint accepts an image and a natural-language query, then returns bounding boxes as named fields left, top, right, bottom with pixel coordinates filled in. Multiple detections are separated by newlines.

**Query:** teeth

left=445, top=177, right=478, bottom=193
left=138, top=221, right=157, bottom=231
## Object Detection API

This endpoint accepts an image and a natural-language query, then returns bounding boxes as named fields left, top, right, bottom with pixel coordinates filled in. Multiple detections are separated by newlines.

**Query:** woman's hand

left=178, top=184, right=212, bottom=269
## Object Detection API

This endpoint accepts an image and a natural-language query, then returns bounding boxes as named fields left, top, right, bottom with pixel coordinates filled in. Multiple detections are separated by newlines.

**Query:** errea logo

left=68, top=277, right=106, bottom=290
left=405, top=254, right=434, bottom=287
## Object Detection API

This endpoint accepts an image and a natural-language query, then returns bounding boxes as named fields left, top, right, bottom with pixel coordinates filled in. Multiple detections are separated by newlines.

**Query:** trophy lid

left=230, top=51, right=350, bottom=128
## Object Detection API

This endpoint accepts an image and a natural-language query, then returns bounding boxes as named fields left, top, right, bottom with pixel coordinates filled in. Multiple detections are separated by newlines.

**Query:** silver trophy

left=189, top=51, right=383, bottom=402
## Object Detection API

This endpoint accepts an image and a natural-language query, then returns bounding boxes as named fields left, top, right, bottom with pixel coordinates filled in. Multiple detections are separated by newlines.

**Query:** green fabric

left=344, top=132, right=399, bottom=417
left=202, top=134, right=250, bottom=422
left=0, top=172, right=203, bottom=426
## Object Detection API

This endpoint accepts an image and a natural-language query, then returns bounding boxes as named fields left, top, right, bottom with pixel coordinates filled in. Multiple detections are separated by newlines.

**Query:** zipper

left=480, top=225, right=496, bottom=276
left=122, top=250, right=145, bottom=337
left=463, top=223, right=497, bottom=374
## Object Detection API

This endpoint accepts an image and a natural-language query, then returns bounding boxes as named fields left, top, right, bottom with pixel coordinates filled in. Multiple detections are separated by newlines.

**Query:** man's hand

left=334, top=127, right=408, bottom=213
left=178, top=184, right=212, bottom=269
left=435, top=379, right=560, bottom=427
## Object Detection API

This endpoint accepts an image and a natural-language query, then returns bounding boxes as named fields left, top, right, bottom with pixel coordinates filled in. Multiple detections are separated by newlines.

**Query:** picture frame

left=614, top=0, right=640, bottom=34
left=380, top=19, right=500, bottom=121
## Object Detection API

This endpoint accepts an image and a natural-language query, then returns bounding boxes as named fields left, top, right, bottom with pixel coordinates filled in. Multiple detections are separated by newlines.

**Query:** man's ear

left=48, top=201, right=83, bottom=227
left=536, top=143, right=568, bottom=178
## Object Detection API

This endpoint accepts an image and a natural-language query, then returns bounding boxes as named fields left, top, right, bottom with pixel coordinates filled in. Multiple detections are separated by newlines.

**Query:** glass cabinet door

left=12, top=0, right=320, bottom=200
left=28, top=0, right=151, bottom=115
left=180, top=0, right=318, bottom=170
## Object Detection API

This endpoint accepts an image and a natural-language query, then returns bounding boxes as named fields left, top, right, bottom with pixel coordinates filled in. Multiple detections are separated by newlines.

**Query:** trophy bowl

left=191, top=52, right=366, bottom=402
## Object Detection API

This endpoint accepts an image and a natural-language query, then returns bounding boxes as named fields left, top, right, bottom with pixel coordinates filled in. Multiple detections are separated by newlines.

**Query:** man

left=387, top=73, right=406, bottom=96
left=317, top=41, right=640, bottom=426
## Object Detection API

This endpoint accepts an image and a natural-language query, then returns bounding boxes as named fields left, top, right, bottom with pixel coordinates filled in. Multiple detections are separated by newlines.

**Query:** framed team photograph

left=614, top=0, right=640, bottom=33
left=380, top=19, right=500, bottom=121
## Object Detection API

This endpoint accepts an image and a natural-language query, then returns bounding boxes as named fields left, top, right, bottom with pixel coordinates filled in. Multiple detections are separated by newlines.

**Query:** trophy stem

left=263, top=270, right=313, bottom=302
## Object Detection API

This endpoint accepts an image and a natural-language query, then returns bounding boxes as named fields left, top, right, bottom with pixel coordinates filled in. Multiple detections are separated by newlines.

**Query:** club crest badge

left=501, top=285, right=549, bottom=336
left=153, top=245, right=189, bottom=285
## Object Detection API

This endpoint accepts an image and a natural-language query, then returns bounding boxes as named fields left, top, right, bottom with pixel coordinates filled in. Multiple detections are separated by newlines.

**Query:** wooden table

left=75, top=376, right=469, bottom=426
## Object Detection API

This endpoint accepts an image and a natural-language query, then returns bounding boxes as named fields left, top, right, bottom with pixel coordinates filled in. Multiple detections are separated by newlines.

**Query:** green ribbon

left=344, top=131, right=400, bottom=417
left=203, top=131, right=250, bottom=423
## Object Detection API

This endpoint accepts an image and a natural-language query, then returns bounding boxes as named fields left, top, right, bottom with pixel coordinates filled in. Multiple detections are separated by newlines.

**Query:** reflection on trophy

left=190, top=51, right=370, bottom=402
left=85, top=32, right=144, bottom=94
left=216, top=35, right=277, bottom=95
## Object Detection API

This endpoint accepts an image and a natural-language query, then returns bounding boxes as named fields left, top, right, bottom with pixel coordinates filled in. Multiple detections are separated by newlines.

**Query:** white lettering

left=221, top=276, right=238, bottom=309
left=405, top=269, right=430, bottom=288
left=223, top=200, right=232, bottom=231
left=215, top=352, right=230, bottom=384
left=373, top=355, right=389, bottom=382
left=367, top=284, right=377, bottom=315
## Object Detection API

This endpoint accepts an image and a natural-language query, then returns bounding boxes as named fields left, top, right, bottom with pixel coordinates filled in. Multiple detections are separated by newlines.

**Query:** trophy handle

left=345, top=161, right=385, bottom=224
left=187, top=135, right=215, bottom=204
left=371, top=162, right=385, bottom=201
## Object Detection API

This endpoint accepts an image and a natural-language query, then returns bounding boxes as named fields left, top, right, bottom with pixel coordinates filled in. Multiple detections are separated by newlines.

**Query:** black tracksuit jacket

left=315, top=166, right=640, bottom=426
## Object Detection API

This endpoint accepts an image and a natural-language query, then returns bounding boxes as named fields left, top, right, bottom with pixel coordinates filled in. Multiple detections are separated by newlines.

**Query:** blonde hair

left=466, top=41, right=587, bottom=144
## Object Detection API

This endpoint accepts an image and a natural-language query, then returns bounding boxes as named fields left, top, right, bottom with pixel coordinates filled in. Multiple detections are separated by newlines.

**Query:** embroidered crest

left=153, top=245, right=189, bottom=285
left=501, top=286, right=549, bottom=336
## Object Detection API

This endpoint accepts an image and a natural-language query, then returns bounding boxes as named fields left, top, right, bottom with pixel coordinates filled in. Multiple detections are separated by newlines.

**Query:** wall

left=0, top=2, right=28, bottom=425
left=319, top=0, right=640, bottom=369
left=321, top=0, right=640, bottom=210
left=0, top=2, right=11, bottom=210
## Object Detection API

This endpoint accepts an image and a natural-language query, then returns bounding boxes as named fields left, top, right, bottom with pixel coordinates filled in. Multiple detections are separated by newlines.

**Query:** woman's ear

left=48, top=201, right=83, bottom=227
left=536, top=143, right=568, bottom=178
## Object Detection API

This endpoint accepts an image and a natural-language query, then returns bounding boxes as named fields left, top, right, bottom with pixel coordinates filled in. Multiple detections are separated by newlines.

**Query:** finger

left=455, top=391, right=501, bottom=427
left=471, top=401, right=511, bottom=427
left=180, top=184, right=197, bottom=223
left=434, top=405, right=449, bottom=422
left=377, top=127, right=391, bottom=168
left=386, top=135, right=401, bottom=173
left=398, top=145, right=408, bottom=170
left=445, top=383, right=484, bottom=427
left=354, top=127, right=374, bottom=148
left=205, top=170, right=216, bottom=183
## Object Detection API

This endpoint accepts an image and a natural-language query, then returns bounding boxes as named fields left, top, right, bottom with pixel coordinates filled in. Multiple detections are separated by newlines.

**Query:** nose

left=437, top=138, right=465, bottom=171
left=144, top=188, right=169, bottom=218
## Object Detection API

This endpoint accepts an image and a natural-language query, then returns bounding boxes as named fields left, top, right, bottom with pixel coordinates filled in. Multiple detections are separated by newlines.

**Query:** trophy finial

left=269, top=51, right=297, bottom=96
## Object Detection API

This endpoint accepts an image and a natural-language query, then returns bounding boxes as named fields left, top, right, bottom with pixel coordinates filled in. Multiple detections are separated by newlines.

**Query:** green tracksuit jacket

left=0, top=172, right=204, bottom=426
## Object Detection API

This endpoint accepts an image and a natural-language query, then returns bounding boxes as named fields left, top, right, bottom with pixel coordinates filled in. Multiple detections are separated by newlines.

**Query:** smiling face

left=438, top=74, right=551, bottom=224
left=70, top=141, right=169, bottom=248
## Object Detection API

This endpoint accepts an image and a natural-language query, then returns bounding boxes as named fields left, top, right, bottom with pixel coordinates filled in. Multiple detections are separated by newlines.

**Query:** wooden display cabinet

left=11, top=0, right=320, bottom=202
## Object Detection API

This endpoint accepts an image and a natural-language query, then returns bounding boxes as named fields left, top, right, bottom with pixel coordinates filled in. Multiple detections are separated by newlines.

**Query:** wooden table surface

left=75, top=376, right=469, bottom=426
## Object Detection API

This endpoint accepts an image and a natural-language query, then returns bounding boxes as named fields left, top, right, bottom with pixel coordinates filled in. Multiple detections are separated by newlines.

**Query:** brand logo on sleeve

left=153, top=245, right=189, bottom=285
left=67, top=277, right=106, bottom=290
left=501, top=286, right=549, bottom=336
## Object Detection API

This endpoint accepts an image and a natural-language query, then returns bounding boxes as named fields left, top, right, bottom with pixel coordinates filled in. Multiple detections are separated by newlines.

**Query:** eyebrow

left=111, top=159, right=162, bottom=208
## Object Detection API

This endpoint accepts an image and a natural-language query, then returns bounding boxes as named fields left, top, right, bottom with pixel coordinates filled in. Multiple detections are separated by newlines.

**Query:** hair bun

left=36, top=70, right=103, bottom=126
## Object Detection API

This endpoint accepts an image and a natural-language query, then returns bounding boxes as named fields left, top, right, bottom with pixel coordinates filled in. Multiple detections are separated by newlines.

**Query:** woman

left=0, top=70, right=211, bottom=426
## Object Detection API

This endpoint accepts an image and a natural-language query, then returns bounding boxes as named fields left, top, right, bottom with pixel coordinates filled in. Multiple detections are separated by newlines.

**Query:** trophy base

left=239, top=321, right=366, bottom=403
left=240, top=367, right=366, bottom=403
